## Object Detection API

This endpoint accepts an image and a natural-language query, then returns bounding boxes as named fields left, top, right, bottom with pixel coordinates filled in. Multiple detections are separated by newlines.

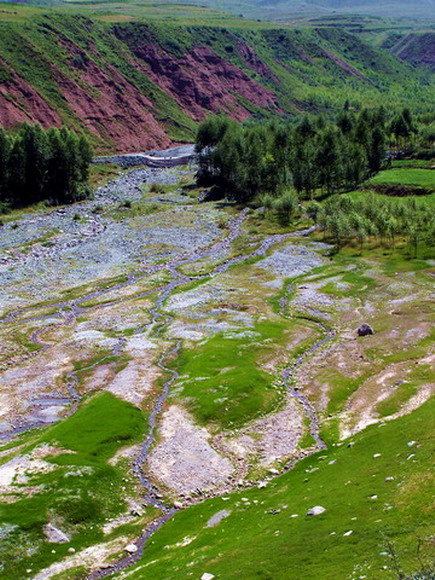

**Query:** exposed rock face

left=389, top=32, right=435, bottom=70
left=118, top=41, right=282, bottom=122
left=237, top=42, right=279, bottom=82
left=57, top=58, right=171, bottom=152
left=357, top=323, right=374, bottom=337
left=0, top=59, right=61, bottom=129
left=43, top=524, right=70, bottom=543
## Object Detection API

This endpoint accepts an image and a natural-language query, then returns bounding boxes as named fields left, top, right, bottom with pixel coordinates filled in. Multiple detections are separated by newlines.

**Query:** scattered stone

left=201, top=574, right=215, bottom=580
left=207, top=510, right=230, bottom=528
left=125, top=543, right=138, bottom=554
left=307, top=506, right=326, bottom=516
left=68, top=547, right=75, bottom=553
left=174, top=501, right=183, bottom=509
left=385, top=477, right=394, bottom=482
left=130, top=503, right=145, bottom=516
left=370, top=495, right=378, bottom=500
left=407, top=441, right=416, bottom=447
left=357, top=323, right=374, bottom=337
left=268, top=468, right=280, bottom=475
left=290, top=514, right=299, bottom=518
left=406, top=453, right=415, bottom=460
left=373, top=453, right=382, bottom=458
left=343, top=530, right=353, bottom=537
left=328, top=459, right=336, bottom=465
left=257, top=481, right=267, bottom=489
left=43, top=524, right=70, bottom=544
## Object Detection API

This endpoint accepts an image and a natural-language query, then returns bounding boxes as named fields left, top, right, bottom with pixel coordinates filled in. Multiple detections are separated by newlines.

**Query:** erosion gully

left=0, top=173, right=333, bottom=578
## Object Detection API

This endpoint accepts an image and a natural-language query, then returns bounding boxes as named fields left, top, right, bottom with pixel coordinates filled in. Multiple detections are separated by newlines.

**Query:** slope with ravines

left=383, top=32, right=435, bottom=71
left=0, top=4, right=434, bottom=152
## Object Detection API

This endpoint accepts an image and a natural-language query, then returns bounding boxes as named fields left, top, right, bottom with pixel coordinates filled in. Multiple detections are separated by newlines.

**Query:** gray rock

left=357, top=323, right=374, bottom=336
left=43, top=524, right=70, bottom=543
left=207, top=509, right=230, bottom=528
left=307, top=505, right=326, bottom=516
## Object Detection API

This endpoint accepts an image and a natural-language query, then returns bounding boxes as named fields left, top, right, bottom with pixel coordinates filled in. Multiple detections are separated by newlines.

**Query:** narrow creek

left=282, top=321, right=335, bottom=452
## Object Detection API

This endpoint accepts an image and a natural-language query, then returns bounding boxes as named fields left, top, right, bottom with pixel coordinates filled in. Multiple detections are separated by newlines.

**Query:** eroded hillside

left=0, top=11, right=434, bottom=151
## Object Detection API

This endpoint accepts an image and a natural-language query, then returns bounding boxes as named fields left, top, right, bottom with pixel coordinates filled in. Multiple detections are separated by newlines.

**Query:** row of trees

left=311, top=193, right=434, bottom=256
left=195, top=108, right=416, bottom=203
left=0, top=124, right=93, bottom=208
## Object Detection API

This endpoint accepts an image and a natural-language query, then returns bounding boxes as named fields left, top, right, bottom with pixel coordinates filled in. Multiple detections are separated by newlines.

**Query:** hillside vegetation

left=0, top=5, right=434, bottom=151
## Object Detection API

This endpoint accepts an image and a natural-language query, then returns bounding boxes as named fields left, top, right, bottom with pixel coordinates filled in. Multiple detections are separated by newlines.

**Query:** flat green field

left=175, top=321, right=286, bottom=429
left=369, top=168, right=435, bottom=189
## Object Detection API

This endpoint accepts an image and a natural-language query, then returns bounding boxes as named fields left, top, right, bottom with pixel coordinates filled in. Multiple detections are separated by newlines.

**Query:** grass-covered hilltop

left=0, top=1, right=434, bottom=580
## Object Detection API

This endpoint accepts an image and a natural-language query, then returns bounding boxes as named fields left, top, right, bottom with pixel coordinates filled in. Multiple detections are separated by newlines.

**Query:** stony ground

left=0, top=165, right=433, bottom=580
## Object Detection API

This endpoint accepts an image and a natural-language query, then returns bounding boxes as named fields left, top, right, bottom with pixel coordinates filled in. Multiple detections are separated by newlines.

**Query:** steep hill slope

left=0, top=10, right=433, bottom=151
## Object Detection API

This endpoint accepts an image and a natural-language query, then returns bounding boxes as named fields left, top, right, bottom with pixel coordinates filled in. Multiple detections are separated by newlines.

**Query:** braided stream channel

left=0, top=177, right=332, bottom=578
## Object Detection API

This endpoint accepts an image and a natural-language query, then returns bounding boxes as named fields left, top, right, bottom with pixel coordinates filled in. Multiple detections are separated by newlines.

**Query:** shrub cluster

left=315, top=193, right=434, bottom=255
left=0, top=124, right=93, bottom=208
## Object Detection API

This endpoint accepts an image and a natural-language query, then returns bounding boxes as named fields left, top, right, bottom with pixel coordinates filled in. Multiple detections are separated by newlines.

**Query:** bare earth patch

left=219, top=393, right=303, bottom=468
left=147, top=405, right=234, bottom=497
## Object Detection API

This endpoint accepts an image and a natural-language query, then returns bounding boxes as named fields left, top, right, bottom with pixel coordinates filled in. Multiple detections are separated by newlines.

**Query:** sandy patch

left=148, top=405, right=234, bottom=496
left=31, top=536, right=128, bottom=579
left=106, top=358, right=161, bottom=406
left=219, top=393, right=303, bottom=466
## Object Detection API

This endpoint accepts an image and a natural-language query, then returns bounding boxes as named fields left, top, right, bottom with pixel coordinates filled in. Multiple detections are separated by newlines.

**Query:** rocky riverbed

left=0, top=161, right=433, bottom=580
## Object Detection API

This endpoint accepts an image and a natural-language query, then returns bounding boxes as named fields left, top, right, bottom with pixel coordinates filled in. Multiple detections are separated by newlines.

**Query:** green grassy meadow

left=174, top=322, right=287, bottom=430
left=370, top=168, right=435, bottom=189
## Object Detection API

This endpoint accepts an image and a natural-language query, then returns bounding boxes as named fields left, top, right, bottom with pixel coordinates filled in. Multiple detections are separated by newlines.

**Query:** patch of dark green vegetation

left=196, top=109, right=389, bottom=204
left=0, top=124, right=92, bottom=207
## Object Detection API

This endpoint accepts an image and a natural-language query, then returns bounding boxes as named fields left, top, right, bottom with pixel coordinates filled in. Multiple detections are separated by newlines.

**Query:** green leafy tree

left=0, top=127, right=10, bottom=202
left=273, top=191, right=298, bottom=226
